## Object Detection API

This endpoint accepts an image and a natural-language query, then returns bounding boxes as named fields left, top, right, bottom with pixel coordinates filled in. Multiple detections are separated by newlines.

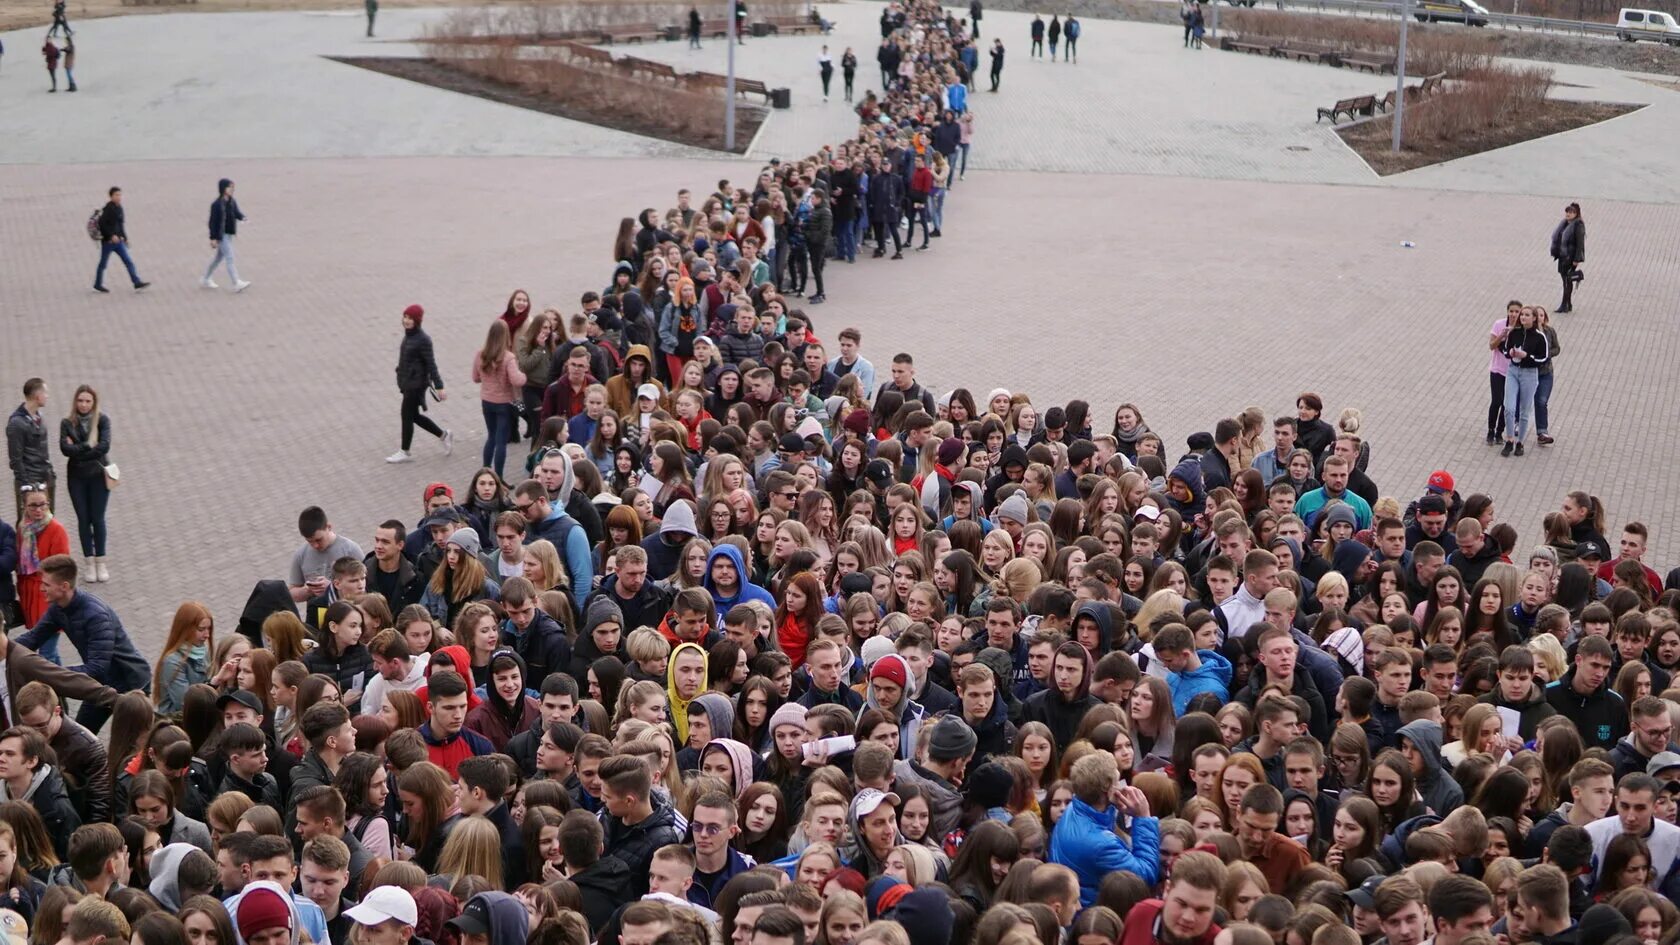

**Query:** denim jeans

left=481, top=401, right=516, bottom=476
left=1534, top=371, right=1554, bottom=436
left=66, top=475, right=110, bottom=556
left=1503, top=365, right=1539, bottom=442
left=931, top=189, right=946, bottom=229
left=835, top=219, right=856, bottom=261
left=205, top=233, right=239, bottom=283
left=95, top=241, right=141, bottom=288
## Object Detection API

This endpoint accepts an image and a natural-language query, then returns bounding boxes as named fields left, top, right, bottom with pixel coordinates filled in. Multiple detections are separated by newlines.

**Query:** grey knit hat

left=447, top=527, right=482, bottom=559
left=927, top=716, right=978, bottom=761
left=996, top=492, right=1030, bottom=526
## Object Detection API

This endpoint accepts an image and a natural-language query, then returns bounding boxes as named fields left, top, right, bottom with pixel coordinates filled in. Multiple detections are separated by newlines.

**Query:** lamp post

left=726, top=1, right=738, bottom=150
left=1391, top=0, right=1411, bottom=151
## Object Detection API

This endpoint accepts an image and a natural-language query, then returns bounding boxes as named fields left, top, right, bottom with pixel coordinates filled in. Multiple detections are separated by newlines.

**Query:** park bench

left=699, top=19, right=732, bottom=37
left=1316, top=94, right=1376, bottom=123
left=1377, top=90, right=1396, bottom=112
left=599, top=22, right=664, bottom=44
left=1419, top=72, right=1446, bottom=95
left=764, top=15, right=814, bottom=34
left=739, top=77, right=776, bottom=102
left=620, top=56, right=679, bottom=81
left=562, top=41, right=616, bottom=66
left=1341, top=54, right=1395, bottom=74
left=1274, top=45, right=1339, bottom=65
left=1228, top=39, right=1274, bottom=55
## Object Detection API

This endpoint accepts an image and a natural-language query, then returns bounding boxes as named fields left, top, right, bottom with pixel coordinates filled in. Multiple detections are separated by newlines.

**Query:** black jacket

left=601, top=801, right=684, bottom=898
left=208, top=195, right=244, bottom=239
left=305, top=644, right=376, bottom=703
left=571, top=857, right=634, bottom=933
left=504, top=714, right=547, bottom=780
left=97, top=201, right=126, bottom=241
left=13, top=765, right=80, bottom=861
left=364, top=551, right=426, bottom=612
left=500, top=611, right=571, bottom=690
left=6, top=405, right=51, bottom=485
left=868, top=169, right=904, bottom=217
left=1545, top=669, right=1627, bottom=750
left=396, top=327, right=443, bottom=393
left=58, top=413, right=111, bottom=482
left=595, top=574, right=672, bottom=642
left=969, top=692, right=1017, bottom=768
left=49, top=717, right=111, bottom=826
left=1550, top=218, right=1585, bottom=263
left=1022, top=688, right=1096, bottom=749
left=220, top=768, right=284, bottom=809
left=1236, top=662, right=1333, bottom=743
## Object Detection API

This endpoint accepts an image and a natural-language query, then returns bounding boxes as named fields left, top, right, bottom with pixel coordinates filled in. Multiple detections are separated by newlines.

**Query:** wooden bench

left=1228, top=40, right=1273, bottom=55
left=699, top=19, right=732, bottom=37
left=1274, top=45, right=1338, bottom=65
left=599, top=22, right=664, bottom=44
left=620, top=56, right=679, bottom=81
left=562, top=41, right=616, bottom=66
left=1377, top=90, right=1396, bottom=112
left=1419, top=72, right=1446, bottom=96
left=1316, top=94, right=1376, bottom=123
left=1341, top=55, right=1395, bottom=74
left=734, top=77, right=774, bottom=102
left=763, top=15, right=814, bottom=34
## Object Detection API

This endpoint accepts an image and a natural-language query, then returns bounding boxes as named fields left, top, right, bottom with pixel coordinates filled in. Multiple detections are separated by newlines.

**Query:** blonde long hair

left=67, top=384, right=101, bottom=447
left=435, top=815, right=504, bottom=890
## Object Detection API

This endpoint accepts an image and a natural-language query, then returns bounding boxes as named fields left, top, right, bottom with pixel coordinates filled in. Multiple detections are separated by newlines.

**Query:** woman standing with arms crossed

left=471, top=320, right=526, bottom=480
left=389, top=304, right=452, bottom=464
left=59, top=385, right=111, bottom=581
left=1550, top=203, right=1585, bottom=313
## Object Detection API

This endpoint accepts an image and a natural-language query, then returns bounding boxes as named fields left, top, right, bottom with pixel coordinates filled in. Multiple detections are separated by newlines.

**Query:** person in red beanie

left=390, top=304, right=453, bottom=464
left=236, top=885, right=296, bottom=945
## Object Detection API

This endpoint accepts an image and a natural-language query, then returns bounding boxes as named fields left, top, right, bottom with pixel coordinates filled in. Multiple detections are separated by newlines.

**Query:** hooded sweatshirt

left=416, top=644, right=482, bottom=712
left=605, top=345, right=663, bottom=418
left=688, top=692, right=735, bottom=748
left=1022, top=645, right=1097, bottom=748
left=1166, top=648, right=1233, bottom=716
left=666, top=643, right=708, bottom=744
left=226, top=880, right=324, bottom=945
left=700, top=738, right=755, bottom=799
left=498, top=606, right=571, bottom=690
left=148, top=843, right=202, bottom=911
left=465, top=649, right=542, bottom=751
left=864, top=654, right=926, bottom=761
left=4, top=764, right=79, bottom=860
left=702, top=544, right=775, bottom=612
left=459, top=892, right=529, bottom=945
left=1397, top=719, right=1463, bottom=816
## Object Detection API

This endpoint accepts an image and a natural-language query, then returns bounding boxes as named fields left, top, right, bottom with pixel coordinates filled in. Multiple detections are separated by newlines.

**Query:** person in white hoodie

left=1585, top=773, right=1679, bottom=887
left=359, top=631, right=426, bottom=718
left=228, top=882, right=303, bottom=945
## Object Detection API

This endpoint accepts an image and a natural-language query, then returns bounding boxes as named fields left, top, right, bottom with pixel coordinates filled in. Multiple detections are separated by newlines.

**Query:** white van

left=1617, top=8, right=1680, bottom=43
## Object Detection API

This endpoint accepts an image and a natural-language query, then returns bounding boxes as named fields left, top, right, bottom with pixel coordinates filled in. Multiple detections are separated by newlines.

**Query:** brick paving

left=3, top=7, right=1680, bottom=659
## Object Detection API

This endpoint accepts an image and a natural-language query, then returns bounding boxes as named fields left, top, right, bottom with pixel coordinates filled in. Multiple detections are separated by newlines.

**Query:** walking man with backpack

left=91, top=187, right=149, bottom=294
left=1064, top=16, right=1080, bottom=62
left=203, top=178, right=251, bottom=293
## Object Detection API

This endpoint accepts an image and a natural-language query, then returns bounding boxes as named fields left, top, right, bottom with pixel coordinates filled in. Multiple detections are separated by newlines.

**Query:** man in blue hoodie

left=512, top=480, right=591, bottom=611
left=1151, top=624, right=1232, bottom=715
left=703, top=545, right=775, bottom=613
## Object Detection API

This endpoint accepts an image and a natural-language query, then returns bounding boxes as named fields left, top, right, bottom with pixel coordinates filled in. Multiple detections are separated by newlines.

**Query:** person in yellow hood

left=606, top=344, right=665, bottom=417
left=665, top=641, right=708, bottom=743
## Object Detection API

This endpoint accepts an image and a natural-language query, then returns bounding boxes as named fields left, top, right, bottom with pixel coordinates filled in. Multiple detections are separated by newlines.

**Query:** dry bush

left=427, top=0, right=807, bottom=41
left=1401, top=62, right=1554, bottom=144
left=1225, top=8, right=1496, bottom=74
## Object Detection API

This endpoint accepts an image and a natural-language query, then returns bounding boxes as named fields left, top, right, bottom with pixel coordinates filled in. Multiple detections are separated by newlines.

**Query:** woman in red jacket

left=16, top=487, right=69, bottom=626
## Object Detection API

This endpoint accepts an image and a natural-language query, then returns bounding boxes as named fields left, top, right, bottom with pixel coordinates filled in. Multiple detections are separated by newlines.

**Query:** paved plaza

left=2, top=3, right=1679, bottom=654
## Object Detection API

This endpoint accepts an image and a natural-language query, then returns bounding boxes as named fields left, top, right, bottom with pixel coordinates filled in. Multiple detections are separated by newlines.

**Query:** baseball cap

left=1647, top=751, right=1680, bottom=777
left=345, top=886, right=418, bottom=928
left=1417, top=494, right=1448, bottom=515
left=1426, top=470, right=1454, bottom=494
left=1347, top=874, right=1386, bottom=910
left=1134, top=505, right=1161, bottom=522
left=636, top=383, right=661, bottom=401
left=1577, top=540, right=1605, bottom=560
left=1662, top=780, right=1680, bottom=797
left=447, top=896, right=494, bottom=936
left=779, top=432, right=806, bottom=453
left=852, top=788, right=900, bottom=819
left=864, top=459, right=895, bottom=489
left=423, top=508, right=467, bottom=530
left=217, top=690, right=264, bottom=716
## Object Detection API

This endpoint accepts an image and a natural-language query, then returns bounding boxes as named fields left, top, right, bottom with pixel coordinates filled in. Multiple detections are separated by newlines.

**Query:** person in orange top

left=16, top=487, right=69, bottom=625
left=772, top=571, right=824, bottom=668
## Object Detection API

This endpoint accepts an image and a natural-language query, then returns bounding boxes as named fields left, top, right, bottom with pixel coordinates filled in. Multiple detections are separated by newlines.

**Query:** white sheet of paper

left=1496, top=706, right=1521, bottom=740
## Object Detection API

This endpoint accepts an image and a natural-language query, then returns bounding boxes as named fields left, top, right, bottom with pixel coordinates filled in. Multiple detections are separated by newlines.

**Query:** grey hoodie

left=148, top=843, right=201, bottom=911
left=1397, top=719, right=1463, bottom=816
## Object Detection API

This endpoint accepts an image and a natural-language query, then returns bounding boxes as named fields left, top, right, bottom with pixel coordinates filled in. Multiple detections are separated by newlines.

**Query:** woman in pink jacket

left=472, top=320, right=527, bottom=479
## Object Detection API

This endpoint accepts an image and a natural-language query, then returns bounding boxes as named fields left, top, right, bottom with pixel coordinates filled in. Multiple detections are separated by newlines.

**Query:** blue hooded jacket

left=1049, top=797, right=1160, bottom=907
left=703, top=544, right=775, bottom=612
left=1166, top=457, right=1205, bottom=522
left=1167, top=648, right=1232, bottom=716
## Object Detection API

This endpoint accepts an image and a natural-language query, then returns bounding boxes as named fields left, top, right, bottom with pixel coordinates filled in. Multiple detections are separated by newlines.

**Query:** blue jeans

left=481, top=401, right=516, bottom=477
left=835, top=218, right=856, bottom=261
left=66, top=475, right=109, bottom=556
left=959, top=143, right=970, bottom=176
left=1503, top=365, right=1539, bottom=442
left=931, top=188, right=946, bottom=229
left=95, top=241, right=141, bottom=288
left=1534, top=371, right=1554, bottom=436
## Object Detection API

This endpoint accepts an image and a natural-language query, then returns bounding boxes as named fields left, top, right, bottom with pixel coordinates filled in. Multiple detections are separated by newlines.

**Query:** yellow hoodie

left=665, top=642, right=709, bottom=744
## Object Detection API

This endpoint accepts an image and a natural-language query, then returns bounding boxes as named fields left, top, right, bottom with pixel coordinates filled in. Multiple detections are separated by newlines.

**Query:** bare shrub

left=427, top=0, right=808, bottom=42
left=1225, top=9, right=1495, bottom=74
left=1401, top=63, right=1554, bottom=145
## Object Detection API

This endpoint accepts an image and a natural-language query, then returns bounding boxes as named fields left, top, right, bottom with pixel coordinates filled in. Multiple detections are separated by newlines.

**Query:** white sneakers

left=386, top=450, right=414, bottom=463
left=95, top=558, right=109, bottom=583
left=443, top=430, right=455, bottom=456
left=201, top=278, right=219, bottom=289
left=234, top=280, right=252, bottom=293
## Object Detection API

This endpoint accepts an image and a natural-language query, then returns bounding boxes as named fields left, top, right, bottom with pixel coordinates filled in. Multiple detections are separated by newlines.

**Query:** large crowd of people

left=6, top=5, right=1680, bottom=945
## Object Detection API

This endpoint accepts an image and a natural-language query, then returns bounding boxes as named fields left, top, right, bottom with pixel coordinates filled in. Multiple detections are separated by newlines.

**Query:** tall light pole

left=1391, top=0, right=1411, bottom=151
left=726, top=1, right=738, bottom=150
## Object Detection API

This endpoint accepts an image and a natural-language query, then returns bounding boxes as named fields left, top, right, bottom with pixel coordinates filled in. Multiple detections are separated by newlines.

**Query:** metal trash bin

left=664, top=25, right=682, bottom=41
left=771, top=87, right=791, bottom=108
left=751, top=21, right=770, bottom=36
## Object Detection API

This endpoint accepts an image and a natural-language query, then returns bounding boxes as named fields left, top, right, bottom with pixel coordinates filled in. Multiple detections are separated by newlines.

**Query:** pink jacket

left=472, top=350, right=527, bottom=405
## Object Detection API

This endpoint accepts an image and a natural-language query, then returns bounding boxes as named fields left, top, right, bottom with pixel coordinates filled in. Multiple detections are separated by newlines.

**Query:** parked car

left=1616, top=7, right=1680, bottom=42
left=1414, top=0, right=1490, bottom=26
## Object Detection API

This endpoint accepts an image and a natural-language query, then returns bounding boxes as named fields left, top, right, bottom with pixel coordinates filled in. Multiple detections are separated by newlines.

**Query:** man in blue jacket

left=1152, top=624, right=1232, bottom=715
left=15, top=554, right=148, bottom=734
left=512, top=480, right=591, bottom=612
left=1049, top=751, right=1159, bottom=907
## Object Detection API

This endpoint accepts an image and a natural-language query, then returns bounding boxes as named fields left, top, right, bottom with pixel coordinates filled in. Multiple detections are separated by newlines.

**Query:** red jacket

left=1121, top=900, right=1221, bottom=945
left=910, top=167, right=934, bottom=199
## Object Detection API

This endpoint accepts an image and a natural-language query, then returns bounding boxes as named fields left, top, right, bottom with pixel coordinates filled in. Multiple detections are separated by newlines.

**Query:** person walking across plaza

left=1182, top=0, right=1196, bottom=47
left=1551, top=202, right=1585, bottom=313
left=203, top=178, right=251, bottom=292
left=59, top=385, right=113, bottom=582
left=1064, top=15, right=1080, bottom=62
left=970, top=0, right=983, bottom=37
left=818, top=46, right=834, bottom=101
left=8, top=378, right=54, bottom=523
left=989, top=38, right=1005, bottom=91
left=688, top=7, right=702, bottom=48
left=92, top=187, right=149, bottom=293
left=1031, top=14, right=1044, bottom=57
left=365, top=0, right=377, bottom=37
left=390, top=304, right=453, bottom=464
left=841, top=47, right=856, bottom=100
left=471, top=320, right=526, bottom=480
left=1048, top=16, right=1060, bottom=61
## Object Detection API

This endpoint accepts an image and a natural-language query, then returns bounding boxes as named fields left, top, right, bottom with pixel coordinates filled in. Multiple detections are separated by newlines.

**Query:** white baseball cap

left=344, top=886, right=418, bottom=928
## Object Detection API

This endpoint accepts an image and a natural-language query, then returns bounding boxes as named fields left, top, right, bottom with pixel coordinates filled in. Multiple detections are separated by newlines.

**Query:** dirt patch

left=332, top=55, right=765, bottom=152
left=1336, top=99, right=1638, bottom=173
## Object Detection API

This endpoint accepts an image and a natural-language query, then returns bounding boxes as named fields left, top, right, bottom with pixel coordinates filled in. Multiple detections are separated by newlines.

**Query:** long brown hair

left=66, top=384, right=101, bottom=446
left=154, top=601, right=214, bottom=705
left=398, top=762, right=456, bottom=848
left=478, top=320, right=514, bottom=377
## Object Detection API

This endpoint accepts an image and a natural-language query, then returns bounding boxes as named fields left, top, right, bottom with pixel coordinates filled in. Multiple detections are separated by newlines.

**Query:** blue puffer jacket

left=1167, top=649, right=1232, bottom=716
left=1049, top=796, right=1160, bottom=907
